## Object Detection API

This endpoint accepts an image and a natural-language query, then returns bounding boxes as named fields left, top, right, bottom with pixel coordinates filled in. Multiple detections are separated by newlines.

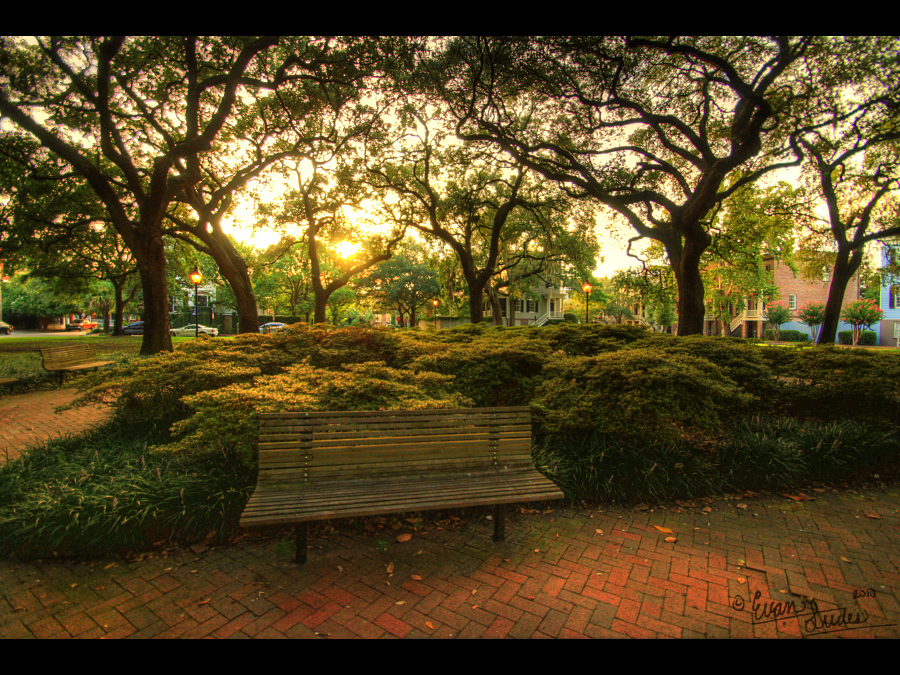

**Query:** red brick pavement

left=0, top=387, right=113, bottom=465
left=2, top=485, right=899, bottom=638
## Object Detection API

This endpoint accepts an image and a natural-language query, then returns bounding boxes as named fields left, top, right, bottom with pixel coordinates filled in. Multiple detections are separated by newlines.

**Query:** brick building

left=705, top=254, right=860, bottom=339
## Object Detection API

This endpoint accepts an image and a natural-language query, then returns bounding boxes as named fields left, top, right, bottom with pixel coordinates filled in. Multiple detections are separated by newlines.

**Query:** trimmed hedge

left=838, top=330, right=878, bottom=346
left=764, top=329, right=808, bottom=342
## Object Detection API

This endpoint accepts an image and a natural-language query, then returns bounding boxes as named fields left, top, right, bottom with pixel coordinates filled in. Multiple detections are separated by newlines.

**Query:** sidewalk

left=0, top=388, right=114, bottom=465
left=1, top=391, right=898, bottom=638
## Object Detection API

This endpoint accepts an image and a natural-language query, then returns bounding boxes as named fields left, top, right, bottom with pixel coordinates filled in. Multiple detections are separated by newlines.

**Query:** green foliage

left=763, top=329, right=808, bottom=342
left=410, top=332, right=550, bottom=407
left=534, top=432, right=721, bottom=503
left=838, top=330, right=878, bottom=346
left=718, top=417, right=900, bottom=490
left=531, top=348, right=754, bottom=444
left=0, top=422, right=255, bottom=557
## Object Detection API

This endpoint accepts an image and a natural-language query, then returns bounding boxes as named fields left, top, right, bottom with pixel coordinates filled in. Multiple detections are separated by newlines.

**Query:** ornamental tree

left=840, top=299, right=884, bottom=345
left=796, top=301, right=826, bottom=342
left=762, top=301, right=793, bottom=341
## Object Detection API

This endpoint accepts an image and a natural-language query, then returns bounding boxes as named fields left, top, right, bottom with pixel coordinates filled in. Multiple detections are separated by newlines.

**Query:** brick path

left=1, top=389, right=898, bottom=638
left=1, top=486, right=898, bottom=638
left=0, top=388, right=114, bottom=465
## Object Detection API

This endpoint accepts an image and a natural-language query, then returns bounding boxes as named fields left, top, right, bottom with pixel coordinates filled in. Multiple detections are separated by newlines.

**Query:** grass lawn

left=0, top=333, right=235, bottom=391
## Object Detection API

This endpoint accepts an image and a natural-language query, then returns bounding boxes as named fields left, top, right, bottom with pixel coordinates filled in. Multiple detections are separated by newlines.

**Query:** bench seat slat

left=240, top=472, right=563, bottom=527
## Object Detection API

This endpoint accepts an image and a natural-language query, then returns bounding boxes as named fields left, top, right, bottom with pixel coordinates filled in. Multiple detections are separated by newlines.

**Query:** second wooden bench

left=41, top=344, right=115, bottom=384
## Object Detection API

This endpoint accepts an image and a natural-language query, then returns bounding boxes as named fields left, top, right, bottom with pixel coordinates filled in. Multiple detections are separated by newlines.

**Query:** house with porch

left=484, top=280, right=569, bottom=326
left=705, top=254, right=860, bottom=339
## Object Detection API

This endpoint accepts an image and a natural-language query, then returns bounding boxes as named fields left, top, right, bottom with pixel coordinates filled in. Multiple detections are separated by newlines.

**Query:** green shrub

left=718, top=417, right=900, bottom=490
left=161, top=361, right=470, bottom=459
left=531, top=349, right=754, bottom=443
left=838, top=330, right=877, bottom=346
left=764, top=345, right=900, bottom=424
left=533, top=431, right=722, bottom=503
left=410, top=332, right=551, bottom=407
left=624, top=335, right=778, bottom=405
left=763, top=329, right=808, bottom=342
left=0, top=422, right=255, bottom=558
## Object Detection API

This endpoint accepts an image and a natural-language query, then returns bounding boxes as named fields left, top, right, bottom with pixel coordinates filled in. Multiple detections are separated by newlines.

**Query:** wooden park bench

left=41, top=344, right=114, bottom=384
left=240, top=406, right=564, bottom=563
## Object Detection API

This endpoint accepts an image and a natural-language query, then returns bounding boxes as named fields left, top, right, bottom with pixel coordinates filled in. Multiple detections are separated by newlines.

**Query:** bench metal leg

left=295, top=523, right=308, bottom=564
left=493, top=504, right=506, bottom=541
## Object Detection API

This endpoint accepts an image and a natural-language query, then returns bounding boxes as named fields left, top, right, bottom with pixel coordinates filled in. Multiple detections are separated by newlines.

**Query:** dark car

left=0, top=320, right=13, bottom=335
left=123, top=321, right=144, bottom=336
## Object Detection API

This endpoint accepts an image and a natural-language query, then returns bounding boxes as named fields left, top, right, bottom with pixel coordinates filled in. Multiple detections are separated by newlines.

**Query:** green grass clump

left=533, top=431, right=722, bottom=503
left=0, top=421, right=255, bottom=558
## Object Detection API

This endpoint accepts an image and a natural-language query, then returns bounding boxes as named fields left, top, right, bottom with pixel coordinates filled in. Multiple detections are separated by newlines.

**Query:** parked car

left=66, top=319, right=98, bottom=331
left=0, top=320, right=13, bottom=335
left=170, top=324, right=218, bottom=337
left=259, top=322, right=286, bottom=334
left=122, top=321, right=144, bottom=335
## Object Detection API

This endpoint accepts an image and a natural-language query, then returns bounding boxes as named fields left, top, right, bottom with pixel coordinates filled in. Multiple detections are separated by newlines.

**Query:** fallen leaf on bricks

left=472, top=589, right=477, bottom=595
left=652, top=525, right=673, bottom=534
left=736, top=504, right=748, bottom=509
left=738, top=577, right=746, bottom=584
left=411, top=575, right=422, bottom=581
left=386, top=562, right=394, bottom=574
left=396, top=533, right=412, bottom=543
left=426, top=622, right=434, bottom=630
left=783, top=494, right=803, bottom=501
left=864, top=512, right=882, bottom=519
left=595, top=529, right=604, bottom=535
left=198, top=599, right=210, bottom=605
left=702, top=507, right=712, bottom=513
left=395, top=601, right=406, bottom=605
left=664, top=537, right=677, bottom=543
left=840, top=556, right=852, bottom=563
left=526, top=596, right=536, bottom=600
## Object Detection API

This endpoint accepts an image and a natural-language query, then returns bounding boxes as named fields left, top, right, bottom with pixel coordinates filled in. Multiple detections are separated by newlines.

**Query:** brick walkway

left=0, top=388, right=114, bottom=465
left=1, top=389, right=898, bottom=638
left=1, top=486, right=898, bottom=638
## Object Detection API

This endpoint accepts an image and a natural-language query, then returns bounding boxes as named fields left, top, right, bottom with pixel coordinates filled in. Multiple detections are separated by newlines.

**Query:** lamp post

left=189, top=265, right=203, bottom=339
left=432, top=298, right=439, bottom=331
left=582, top=282, right=593, bottom=325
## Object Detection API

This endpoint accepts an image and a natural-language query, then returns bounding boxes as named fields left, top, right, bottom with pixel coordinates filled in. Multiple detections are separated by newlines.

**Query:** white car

left=170, top=324, right=218, bottom=337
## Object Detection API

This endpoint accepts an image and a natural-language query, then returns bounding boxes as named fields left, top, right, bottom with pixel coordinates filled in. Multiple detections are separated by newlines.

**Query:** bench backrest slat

left=256, top=407, right=533, bottom=486
left=41, top=345, right=99, bottom=368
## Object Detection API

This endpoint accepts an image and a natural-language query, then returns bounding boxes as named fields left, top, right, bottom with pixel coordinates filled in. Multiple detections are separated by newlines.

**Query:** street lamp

left=432, top=298, right=439, bottom=331
left=582, top=282, right=593, bottom=325
left=190, top=265, right=203, bottom=339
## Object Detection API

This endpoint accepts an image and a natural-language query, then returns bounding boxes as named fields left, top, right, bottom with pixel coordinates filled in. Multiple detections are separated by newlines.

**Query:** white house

left=484, top=280, right=568, bottom=326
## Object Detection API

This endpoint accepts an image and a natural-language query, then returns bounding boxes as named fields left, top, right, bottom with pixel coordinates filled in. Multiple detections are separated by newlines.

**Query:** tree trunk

left=817, top=247, right=863, bottom=344
left=192, top=228, right=261, bottom=334
left=134, top=238, right=173, bottom=354
left=666, top=231, right=710, bottom=336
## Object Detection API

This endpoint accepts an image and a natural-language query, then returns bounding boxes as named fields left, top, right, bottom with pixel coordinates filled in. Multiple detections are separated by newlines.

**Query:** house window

left=789, top=294, right=797, bottom=310
left=196, top=294, right=209, bottom=308
left=891, top=286, right=899, bottom=310
left=526, top=299, right=536, bottom=313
